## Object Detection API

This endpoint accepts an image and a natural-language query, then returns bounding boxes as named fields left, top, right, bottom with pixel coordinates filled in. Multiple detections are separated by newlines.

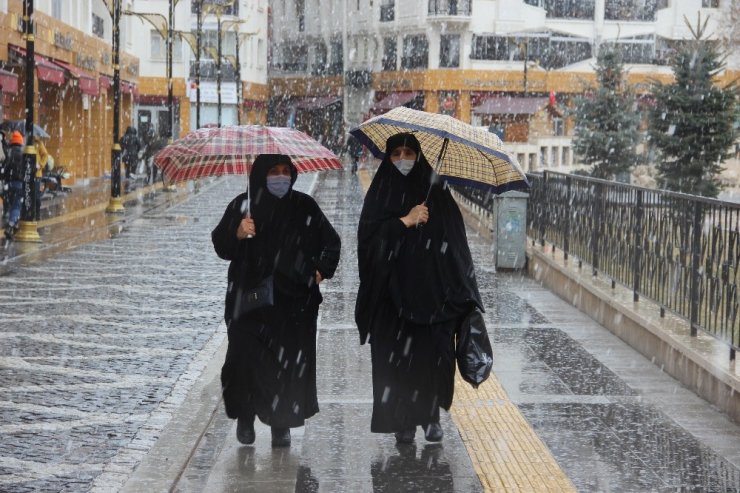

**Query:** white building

left=127, top=0, right=269, bottom=136
left=269, top=0, right=738, bottom=170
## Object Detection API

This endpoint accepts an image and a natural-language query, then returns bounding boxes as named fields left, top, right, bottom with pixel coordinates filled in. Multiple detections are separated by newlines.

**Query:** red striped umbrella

left=154, top=125, right=342, bottom=182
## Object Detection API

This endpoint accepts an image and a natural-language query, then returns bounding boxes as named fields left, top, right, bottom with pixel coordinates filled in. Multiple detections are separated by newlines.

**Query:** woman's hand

left=401, top=203, right=429, bottom=228
left=315, top=270, right=323, bottom=284
left=236, top=217, right=256, bottom=239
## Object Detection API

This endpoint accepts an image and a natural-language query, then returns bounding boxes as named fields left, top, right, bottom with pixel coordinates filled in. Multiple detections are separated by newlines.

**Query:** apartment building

left=0, top=0, right=140, bottom=184
left=128, top=0, right=270, bottom=137
left=268, top=0, right=739, bottom=170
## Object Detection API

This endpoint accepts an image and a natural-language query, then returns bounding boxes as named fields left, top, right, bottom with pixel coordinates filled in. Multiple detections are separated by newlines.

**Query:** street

left=2, top=169, right=740, bottom=492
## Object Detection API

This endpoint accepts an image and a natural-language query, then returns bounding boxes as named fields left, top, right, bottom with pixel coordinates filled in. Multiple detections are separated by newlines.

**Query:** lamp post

left=223, top=21, right=256, bottom=126
left=196, top=0, right=203, bottom=128
left=16, top=0, right=41, bottom=241
left=167, top=0, right=174, bottom=142
left=105, top=0, right=125, bottom=213
left=202, top=1, right=235, bottom=128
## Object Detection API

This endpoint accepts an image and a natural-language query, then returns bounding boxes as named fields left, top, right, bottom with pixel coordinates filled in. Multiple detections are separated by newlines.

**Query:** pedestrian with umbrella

left=156, top=126, right=342, bottom=448
left=351, top=108, right=527, bottom=444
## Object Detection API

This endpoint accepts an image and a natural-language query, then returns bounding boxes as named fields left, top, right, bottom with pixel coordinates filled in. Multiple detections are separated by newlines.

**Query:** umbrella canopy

left=154, top=125, right=342, bottom=183
left=350, top=107, right=528, bottom=193
left=0, top=120, right=50, bottom=139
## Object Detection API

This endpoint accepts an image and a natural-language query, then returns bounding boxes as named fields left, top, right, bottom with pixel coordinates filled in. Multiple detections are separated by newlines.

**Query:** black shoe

left=422, top=422, right=443, bottom=442
left=394, top=427, right=416, bottom=444
left=271, top=427, right=291, bottom=447
left=236, top=415, right=255, bottom=445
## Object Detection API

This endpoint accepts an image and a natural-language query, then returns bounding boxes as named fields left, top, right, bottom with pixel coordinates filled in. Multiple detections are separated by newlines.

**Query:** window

left=382, top=37, right=397, bottom=71
left=553, top=118, right=564, bottom=136
left=470, top=32, right=591, bottom=69
left=92, top=13, right=105, bottom=38
left=280, top=43, right=308, bottom=72
left=440, top=34, right=460, bottom=68
left=614, top=36, right=655, bottom=64
left=192, top=1, right=238, bottom=16
left=524, top=0, right=544, bottom=5
left=544, top=0, right=595, bottom=20
left=702, top=0, right=719, bottom=6
left=428, top=0, right=471, bottom=16
left=312, top=43, right=327, bottom=75
left=150, top=30, right=183, bottom=61
left=52, top=0, right=63, bottom=19
left=328, top=38, right=343, bottom=75
left=380, top=0, right=395, bottom=21
left=200, top=30, right=236, bottom=59
left=296, top=0, right=305, bottom=32
left=605, top=0, right=657, bottom=21
left=401, top=34, right=428, bottom=69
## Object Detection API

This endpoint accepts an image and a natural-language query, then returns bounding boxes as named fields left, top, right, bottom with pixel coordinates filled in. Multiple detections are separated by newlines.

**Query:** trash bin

left=492, top=190, right=528, bottom=269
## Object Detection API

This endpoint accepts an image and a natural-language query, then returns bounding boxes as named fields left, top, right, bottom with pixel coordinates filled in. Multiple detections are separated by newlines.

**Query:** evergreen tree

left=648, top=15, right=738, bottom=198
left=571, top=46, right=640, bottom=180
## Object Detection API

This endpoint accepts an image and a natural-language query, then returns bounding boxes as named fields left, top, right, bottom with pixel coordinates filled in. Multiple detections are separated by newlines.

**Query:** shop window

left=92, top=13, right=105, bottom=38
left=402, top=34, right=428, bottom=70
left=382, top=37, right=397, bottom=71
left=440, top=34, right=460, bottom=68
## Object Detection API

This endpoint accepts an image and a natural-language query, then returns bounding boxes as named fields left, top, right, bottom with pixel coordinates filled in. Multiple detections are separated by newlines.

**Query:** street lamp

left=15, top=0, right=41, bottom=241
left=223, top=21, right=258, bottom=125
left=99, top=0, right=125, bottom=213
left=202, top=1, right=235, bottom=128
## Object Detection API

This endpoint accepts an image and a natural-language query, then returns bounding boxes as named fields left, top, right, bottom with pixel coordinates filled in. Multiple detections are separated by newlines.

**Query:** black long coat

left=212, top=155, right=340, bottom=427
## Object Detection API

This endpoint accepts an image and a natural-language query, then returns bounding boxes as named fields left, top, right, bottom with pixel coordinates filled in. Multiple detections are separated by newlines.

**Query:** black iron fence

left=524, top=171, right=739, bottom=359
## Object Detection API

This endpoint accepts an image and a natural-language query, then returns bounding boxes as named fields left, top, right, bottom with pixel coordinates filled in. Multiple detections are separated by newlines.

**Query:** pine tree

left=648, top=15, right=738, bottom=198
left=571, top=46, right=640, bottom=180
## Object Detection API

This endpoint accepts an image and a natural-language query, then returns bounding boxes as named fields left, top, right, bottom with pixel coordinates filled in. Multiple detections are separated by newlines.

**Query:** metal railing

left=524, top=171, right=739, bottom=359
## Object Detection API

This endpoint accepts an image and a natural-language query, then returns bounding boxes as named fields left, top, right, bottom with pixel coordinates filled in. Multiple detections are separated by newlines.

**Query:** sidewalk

left=0, top=175, right=200, bottom=274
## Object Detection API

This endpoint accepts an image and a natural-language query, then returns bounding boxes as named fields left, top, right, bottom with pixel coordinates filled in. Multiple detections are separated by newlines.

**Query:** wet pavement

left=1, top=169, right=740, bottom=491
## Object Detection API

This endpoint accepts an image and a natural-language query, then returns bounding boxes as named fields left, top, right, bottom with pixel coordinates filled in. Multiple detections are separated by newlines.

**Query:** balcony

left=189, top=60, right=238, bottom=81
left=428, top=0, right=471, bottom=21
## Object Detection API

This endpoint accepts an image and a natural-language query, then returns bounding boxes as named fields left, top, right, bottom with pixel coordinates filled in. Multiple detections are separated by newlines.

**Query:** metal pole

left=196, top=0, right=202, bottom=129
left=633, top=190, right=644, bottom=302
left=236, top=35, right=241, bottom=125
left=168, top=0, right=174, bottom=141
left=106, top=0, right=124, bottom=213
left=16, top=0, right=40, bottom=242
left=217, top=15, right=222, bottom=128
left=689, top=201, right=702, bottom=337
left=523, top=40, right=528, bottom=96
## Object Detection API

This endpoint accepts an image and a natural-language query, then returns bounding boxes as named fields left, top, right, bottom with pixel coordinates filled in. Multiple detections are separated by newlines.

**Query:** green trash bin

left=492, top=191, right=528, bottom=269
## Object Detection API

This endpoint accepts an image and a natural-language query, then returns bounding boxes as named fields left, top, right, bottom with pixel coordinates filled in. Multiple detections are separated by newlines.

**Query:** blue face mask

left=266, top=175, right=292, bottom=198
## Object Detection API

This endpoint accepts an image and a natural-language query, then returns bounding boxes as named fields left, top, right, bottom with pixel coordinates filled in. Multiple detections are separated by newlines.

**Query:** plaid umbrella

left=154, top=125, right=342, bottom=183
left=350, top=107, right=528, bottom=193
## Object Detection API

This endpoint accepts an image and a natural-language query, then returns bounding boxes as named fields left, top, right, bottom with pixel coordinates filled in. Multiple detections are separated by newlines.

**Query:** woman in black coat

left=355, top=133, right=483, bottom=444
left=212, top=154, right=341, bottom=447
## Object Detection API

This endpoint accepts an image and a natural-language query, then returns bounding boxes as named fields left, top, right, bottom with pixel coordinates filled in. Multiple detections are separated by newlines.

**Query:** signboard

left=188, top=80, right=238, bottom=104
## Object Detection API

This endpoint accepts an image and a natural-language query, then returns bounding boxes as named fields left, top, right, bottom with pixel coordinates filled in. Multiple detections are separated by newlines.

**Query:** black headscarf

left=357, top=133, right=482, bottom=328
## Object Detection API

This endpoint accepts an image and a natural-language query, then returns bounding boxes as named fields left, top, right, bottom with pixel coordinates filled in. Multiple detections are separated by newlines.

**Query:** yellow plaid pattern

left=351, top=107, right=528, bottom=191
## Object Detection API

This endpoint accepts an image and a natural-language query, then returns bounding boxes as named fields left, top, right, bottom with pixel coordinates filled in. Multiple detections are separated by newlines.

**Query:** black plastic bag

left=455, top=308, right=493, bottom=388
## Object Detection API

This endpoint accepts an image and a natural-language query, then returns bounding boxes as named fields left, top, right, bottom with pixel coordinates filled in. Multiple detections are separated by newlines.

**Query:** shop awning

left=0, top=69, right=19, bottom=94
left=9, top=45, right=66, bottom=85
left=99, top=75, right=112, bottom=89
left=293, top=96, right=341, bottom=110
left=472, top=96, right=550, bottom=115
left=52, top=59, right=99, bottom=96
left=370, top=91, right=419, bottom=111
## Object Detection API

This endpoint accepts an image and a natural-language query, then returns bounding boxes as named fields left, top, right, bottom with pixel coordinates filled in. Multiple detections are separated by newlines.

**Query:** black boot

left=422, top=422, right=443, bottom=442
left=271, top=427, right=291, bottom=447
left=394, top=427, right=416, bottom=444
left=236, top=415, right=255, bottom=445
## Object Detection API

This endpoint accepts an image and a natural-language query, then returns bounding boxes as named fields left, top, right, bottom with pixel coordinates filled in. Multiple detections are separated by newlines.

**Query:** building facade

left=268, top=0, right=739, bottom=171
left=129, top=0, right=270, bottom=139
left=0, top=0, right=140, bottom=185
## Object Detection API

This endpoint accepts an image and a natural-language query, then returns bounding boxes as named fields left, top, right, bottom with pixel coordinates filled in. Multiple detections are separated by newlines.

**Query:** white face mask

left=392, top=159, right=415, bottom=176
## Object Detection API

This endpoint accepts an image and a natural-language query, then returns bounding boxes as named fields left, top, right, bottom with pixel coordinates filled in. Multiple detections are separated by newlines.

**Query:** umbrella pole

left=425, top=137, right=449, bottom=203
left=245, top=169, right=253, bottom=238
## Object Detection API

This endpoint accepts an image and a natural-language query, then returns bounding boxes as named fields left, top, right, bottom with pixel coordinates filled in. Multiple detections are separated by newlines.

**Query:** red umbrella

left=153, top=125, right=342, bottom=183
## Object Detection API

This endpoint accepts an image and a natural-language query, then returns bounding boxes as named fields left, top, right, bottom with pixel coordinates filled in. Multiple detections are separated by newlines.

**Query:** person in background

left=120, top=126, right=141, bottom=179
left=355, top=132, right=483, bottom=444
left=3, top=131, right=25, bottom=239
left=212, top=154, right=341, bottom=448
